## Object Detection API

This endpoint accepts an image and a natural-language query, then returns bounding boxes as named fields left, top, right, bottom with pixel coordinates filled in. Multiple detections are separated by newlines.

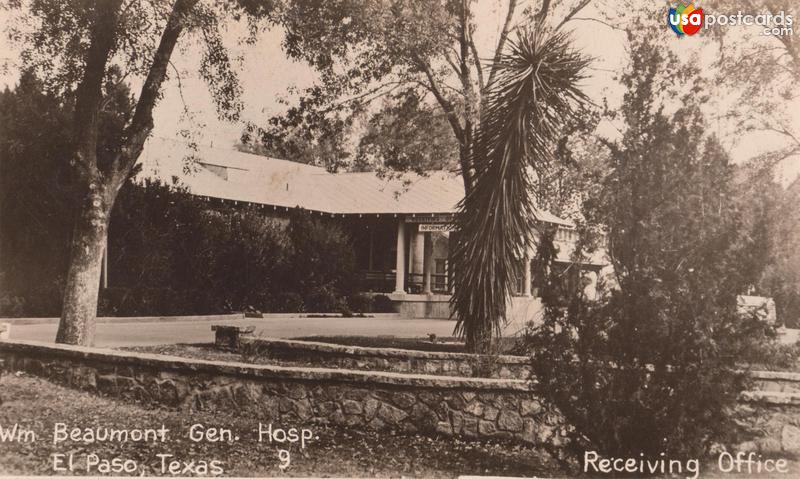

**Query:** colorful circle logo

left=668, top=4, right=705, bottom=36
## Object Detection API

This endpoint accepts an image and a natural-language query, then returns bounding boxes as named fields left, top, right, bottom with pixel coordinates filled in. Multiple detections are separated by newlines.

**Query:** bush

left=372, top=294, right=395, bottom=313
left=272, top=292, right=304, bottom=313
left=527, top=287, right=771, bottom=461
left=348, top=293, right=374, bottom=314
left=740, top=337, right=800, bottom=371
left=303, top=286, right=342, bottom=313
left=3, top=173, right=363, bottom=317
left=523, top=36, right=776, bottom=462
left=338, top=302, right=354, bottom=317
left=286, top=214, right=358, bottom=299
left=0, top=292, right=26, bottom=317
left=97, top=287, right=200, bottom=317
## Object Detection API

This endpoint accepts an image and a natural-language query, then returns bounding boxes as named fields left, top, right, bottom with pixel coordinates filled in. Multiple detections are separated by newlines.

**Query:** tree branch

left=773, top=33, right=800, bottom=78
left=328, top=80, right=405, bottom=111
left=115, top=0, right=199, bottom=181
left=554, top=0, right=592, bottom=32
left=444, top=50, right=462, bottom=77
left=415, top=56, right=464, bottom=144
left=468, top=35, right=484, bottom=94
left=765, top=125, right=800, bottom=149
left=458, top=0, right=475, bottom=185
left=533, top=0, right=551, bottom=24
left=568, top=16, right=623, bottom=31
left=486, top=0, right=518, bottom=89
left=72, top=0, right=124, bottom=181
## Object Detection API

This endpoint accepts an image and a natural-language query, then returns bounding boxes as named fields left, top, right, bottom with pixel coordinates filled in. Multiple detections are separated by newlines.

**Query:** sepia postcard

left=1, top=0, right=799, bottom=477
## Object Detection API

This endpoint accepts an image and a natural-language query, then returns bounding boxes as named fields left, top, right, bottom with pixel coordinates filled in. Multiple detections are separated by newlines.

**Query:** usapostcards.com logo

left=668, top=4, right=794, bottom=37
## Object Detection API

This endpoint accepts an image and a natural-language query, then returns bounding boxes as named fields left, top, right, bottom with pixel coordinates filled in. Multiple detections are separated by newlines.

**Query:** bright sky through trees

left=1, top=1, right=797, bottom=184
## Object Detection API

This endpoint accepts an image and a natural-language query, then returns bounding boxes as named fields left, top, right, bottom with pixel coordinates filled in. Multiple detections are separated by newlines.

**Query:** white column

left=394, top=219, right=406, bottom=294
left=523, top=253, right=532, bottom=297
left=412, top=227, right=424, bottom=274
left=423, top=233, right=433, bottom=294
left=407, top=227, right=414, bottom=275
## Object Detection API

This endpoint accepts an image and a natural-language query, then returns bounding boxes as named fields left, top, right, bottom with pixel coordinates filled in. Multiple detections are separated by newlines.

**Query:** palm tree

left=451, top=29, right=589, bottom=354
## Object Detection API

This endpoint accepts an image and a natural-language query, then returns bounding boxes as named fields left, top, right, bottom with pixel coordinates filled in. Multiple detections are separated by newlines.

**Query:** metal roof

left=136, top=137, right=573, bottom=225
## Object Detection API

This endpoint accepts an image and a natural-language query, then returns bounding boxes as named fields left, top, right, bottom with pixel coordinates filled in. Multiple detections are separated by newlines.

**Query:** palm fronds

left=451, top=28, right=589, bottom=353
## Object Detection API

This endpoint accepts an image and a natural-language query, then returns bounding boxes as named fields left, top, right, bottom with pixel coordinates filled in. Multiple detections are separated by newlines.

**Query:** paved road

left=11, top=316, right=794, bottom=348
left=7, top=316, right=460, bottom=347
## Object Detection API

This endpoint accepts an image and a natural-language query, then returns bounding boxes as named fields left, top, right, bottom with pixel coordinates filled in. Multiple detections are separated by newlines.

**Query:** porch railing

left=359, top=271, right=450, bottom=294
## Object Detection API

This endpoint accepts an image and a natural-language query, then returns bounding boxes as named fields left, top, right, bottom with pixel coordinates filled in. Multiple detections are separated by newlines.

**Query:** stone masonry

left=234, top=335, right=533, bottom=380
left=736, top=370, right=800, bottom=457
left=1, top=338, right=797, bottom=460
left=0, top=340, right=570, bottom=454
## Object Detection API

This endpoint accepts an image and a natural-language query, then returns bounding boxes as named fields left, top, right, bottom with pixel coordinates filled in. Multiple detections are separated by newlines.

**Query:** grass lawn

left=123, top=336, right=528, bottom=372
left=293, top=336, right=522, bottom=354
left=122, top=343, right=311, bottom=368
left=0, top=373, right=561, bottom=477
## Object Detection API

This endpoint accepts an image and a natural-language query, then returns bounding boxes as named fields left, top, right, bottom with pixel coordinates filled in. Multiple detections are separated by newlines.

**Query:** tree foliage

left=109, top=183, right=358, bottom=315
left=354, top=88, right=458, bottom=173
left=0, top=71, right=74, bottom=315
left=703, top=0, right=800, bottom=151
left=244, top=0, right=596, bottom=176
left=5, top=0, right=371, bottom=344
left=526, top=33, right=775, bottom=460
left=0, top=68, right=136, bottom=313
left=754, top=172, right=800, bottom=327
left=530, top=110, right=606, bottom=222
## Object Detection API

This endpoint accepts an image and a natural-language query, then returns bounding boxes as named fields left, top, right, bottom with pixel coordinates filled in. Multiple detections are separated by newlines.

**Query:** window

left=434, top=259, right=446, bottom=291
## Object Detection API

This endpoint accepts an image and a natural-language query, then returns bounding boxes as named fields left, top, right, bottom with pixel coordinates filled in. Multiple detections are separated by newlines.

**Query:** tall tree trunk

left=55, top=0, right=196, bottom=346
left=55, top=0, right=122, bottom=346
left=57, top=181, right=115, bottom=345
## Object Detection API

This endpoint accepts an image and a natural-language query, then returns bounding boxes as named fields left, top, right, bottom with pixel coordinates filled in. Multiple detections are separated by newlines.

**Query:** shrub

left=97, top=287, right=199, bottom=317
left=0, top=292, right=26, bottom=317
left=108, top=185, right=296, bottom=315
left=527, top=287, right=771, bottom=460
left=348, top=293, right=374, bottom=314
left=523, top=36, right=776, bottom=462
left=372, top=294, right=395, bottom=313
left=338, top=302, right=354, bottom=317
left=304, top=286, right=342, bottom=313
left=3, top=165, right=362, bottom=317
left=272, top=292, right=304, bottom=313
left=286, top=214, right=358, bottom=300
left=740, top=337, right=800, bottom=371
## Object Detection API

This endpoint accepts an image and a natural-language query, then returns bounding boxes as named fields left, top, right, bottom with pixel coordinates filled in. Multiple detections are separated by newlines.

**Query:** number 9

left=278, top=449, right=290, bottom=470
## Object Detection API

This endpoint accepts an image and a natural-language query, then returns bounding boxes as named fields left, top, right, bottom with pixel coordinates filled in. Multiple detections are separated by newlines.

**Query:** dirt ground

left=0, top=373, right=562, bottom=477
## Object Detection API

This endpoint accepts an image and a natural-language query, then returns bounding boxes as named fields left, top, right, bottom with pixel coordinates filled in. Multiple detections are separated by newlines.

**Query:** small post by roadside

left=0, top=322, right=10, bottom=340
left=212, top=324, right=255, bottom=350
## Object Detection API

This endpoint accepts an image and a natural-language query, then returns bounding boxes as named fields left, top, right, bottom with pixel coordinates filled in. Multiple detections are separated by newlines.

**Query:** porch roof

left=137, top=137, right=573, bottom=226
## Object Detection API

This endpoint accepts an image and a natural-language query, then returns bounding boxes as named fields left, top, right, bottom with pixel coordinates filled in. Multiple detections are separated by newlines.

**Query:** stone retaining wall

left=0, top=340, right=570, bottom=456
left=750, top=370, right=800, bottom=397
left=2, top=339, right=797, bottom=460
left=736, top=370, right=800, bottom=457
left=235, top=336, right=533, bottom=380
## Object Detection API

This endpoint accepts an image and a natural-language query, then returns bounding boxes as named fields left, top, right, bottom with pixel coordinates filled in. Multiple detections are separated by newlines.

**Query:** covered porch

left=351, top=213, right=454, bottom=296
left=347, top=213, right=544, bottom=321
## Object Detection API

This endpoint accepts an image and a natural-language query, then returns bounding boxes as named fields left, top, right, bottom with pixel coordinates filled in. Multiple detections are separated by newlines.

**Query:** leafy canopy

left=527, top=33, right=776, bottom=459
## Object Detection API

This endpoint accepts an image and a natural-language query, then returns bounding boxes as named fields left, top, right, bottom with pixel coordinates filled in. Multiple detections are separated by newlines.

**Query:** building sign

left=419, top=223, right=453, bottom=232
left=405, top=214, right=454, bottom=224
